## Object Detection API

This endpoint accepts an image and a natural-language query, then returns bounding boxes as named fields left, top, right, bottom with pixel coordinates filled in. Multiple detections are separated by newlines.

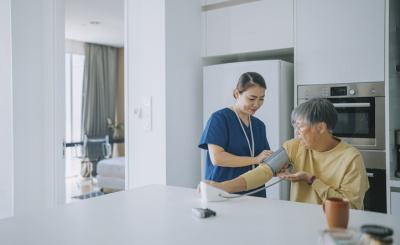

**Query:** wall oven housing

left=298, top=82, right=386, bottom=213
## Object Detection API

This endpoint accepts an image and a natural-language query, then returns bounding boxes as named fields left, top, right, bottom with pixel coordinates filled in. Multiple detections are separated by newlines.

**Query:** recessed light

left=90, top=21, right=100, bottom=25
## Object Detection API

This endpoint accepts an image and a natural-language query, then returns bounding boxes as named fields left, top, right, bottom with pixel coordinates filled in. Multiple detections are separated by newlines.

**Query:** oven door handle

left=367, top=173, right=374, bottom=178
left=332, top=103, right=371, bottom=108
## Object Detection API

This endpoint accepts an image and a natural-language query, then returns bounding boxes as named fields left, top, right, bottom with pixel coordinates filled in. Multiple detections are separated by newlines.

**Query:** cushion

left=97, top=157, right=125, bottom=179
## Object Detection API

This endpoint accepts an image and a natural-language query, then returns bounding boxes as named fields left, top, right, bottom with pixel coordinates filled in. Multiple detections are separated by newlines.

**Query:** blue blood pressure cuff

left=262, top=147, right=294, bottom=176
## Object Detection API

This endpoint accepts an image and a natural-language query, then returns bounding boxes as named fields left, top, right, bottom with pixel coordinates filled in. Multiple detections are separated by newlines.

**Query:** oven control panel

left=331, top=86, right=347, bottom=96
left=297, top=82, right=385, bottom=99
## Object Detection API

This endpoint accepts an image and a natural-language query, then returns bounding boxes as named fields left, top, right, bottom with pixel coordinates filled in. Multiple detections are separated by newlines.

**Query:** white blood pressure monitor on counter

left=200, top=147, right=294, bottom=202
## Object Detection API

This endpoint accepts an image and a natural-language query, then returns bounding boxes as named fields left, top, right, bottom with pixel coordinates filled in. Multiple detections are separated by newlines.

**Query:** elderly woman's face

left=294, top=120, right=320, bottom=149
left=236, top=86, right=265, bottom=116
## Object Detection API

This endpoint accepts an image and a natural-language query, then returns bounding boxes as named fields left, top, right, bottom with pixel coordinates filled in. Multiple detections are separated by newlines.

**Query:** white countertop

left=0, top=184, right=399, bottom=244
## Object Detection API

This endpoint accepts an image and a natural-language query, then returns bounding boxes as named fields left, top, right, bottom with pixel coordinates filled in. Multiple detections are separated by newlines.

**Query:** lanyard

left=233, top=105, right=255, bottom=169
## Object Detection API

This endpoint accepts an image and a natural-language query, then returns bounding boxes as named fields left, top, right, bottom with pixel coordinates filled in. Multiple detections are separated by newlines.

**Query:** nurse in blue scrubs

left=198, top=72, right=273, bottom=198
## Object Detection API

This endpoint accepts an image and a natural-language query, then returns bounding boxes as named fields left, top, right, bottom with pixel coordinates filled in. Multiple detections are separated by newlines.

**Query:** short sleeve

left=198, top=113, right=229, bottom=151
left=283, top=138, right=300, bottom=163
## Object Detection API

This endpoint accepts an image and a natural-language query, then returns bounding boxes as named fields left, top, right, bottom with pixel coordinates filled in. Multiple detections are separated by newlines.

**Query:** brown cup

left=322, top=198, right=350, bottom=229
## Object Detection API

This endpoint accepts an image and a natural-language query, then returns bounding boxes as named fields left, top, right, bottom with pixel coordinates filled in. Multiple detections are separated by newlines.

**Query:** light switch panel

left=142, top=96, right=151, bottom=131
left=134, top=108, right=141, bottom=118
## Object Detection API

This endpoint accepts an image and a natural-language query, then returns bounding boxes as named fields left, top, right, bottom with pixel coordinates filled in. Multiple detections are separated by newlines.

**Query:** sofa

left=96, top=156, right=125, bottom=190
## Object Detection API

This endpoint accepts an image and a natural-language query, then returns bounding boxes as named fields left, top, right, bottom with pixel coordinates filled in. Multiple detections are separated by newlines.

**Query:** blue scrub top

left=198, top=108, right=270, bottom=198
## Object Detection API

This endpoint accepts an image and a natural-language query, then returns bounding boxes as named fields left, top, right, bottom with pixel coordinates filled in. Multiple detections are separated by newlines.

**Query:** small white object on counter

left=200, top=181, right=228, bottom=202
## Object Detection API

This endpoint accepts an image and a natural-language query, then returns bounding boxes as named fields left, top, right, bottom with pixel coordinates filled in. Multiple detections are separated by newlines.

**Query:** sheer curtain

left=81, top=43, right=118, bottom=138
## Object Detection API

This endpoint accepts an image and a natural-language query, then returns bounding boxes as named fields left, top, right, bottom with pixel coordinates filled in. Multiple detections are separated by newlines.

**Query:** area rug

left=72, top=191, right=109, bottom=200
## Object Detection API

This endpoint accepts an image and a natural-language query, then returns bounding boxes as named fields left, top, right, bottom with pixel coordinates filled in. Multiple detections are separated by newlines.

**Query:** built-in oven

left=298, top=82, right=385, bottom=152
left=298, top=82, right=386, bottom=213
left=329, top=97, right=380, bottom=148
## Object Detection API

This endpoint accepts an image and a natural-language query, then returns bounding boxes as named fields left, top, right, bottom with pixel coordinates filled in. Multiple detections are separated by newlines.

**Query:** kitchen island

left=0, top=184, right=399, bottom=244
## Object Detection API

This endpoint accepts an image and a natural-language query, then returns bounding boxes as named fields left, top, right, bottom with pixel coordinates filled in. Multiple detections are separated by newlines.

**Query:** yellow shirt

left=242, top=137, right=370, bottom=210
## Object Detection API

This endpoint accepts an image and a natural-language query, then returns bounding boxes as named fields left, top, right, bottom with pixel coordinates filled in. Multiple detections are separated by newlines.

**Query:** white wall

left=126, top=0, right=206, bottom=189
left=126, top=0, right=167, bottom=188
left=11, top=0, right=64, bottom=216
left=65, top=39, right=85, bottom=55
left=12, top=0, right=44, bottom=215
left=0, top=0, right=13, bottom=219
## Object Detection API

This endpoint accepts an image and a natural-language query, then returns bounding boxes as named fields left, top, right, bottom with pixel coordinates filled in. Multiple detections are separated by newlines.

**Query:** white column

left=165, top=0, right=203, bottom=188
left=42, top=0, right=66, bottom=207
left=0, top=0, right=14, bottom=219
left=125, top=0, right=203, bottom=189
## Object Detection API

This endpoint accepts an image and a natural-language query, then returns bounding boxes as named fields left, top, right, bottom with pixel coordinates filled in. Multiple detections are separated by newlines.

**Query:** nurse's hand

left=255, top=150, right=274, bottom=164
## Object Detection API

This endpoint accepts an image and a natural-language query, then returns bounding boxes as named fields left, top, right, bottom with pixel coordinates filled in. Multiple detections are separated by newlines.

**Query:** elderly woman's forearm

left=241, top=164, right=274, bottom=190
left=312, top=179, right=363, bottom=210
left=221, top=176, right=247, bottom=193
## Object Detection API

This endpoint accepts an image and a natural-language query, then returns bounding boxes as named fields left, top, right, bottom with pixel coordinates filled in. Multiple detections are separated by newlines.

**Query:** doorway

left=64, top=0, right=125, bottom=203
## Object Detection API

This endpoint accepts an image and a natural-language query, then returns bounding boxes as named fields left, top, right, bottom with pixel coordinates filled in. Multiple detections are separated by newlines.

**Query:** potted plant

left=106, top=118, right=124, bottom=139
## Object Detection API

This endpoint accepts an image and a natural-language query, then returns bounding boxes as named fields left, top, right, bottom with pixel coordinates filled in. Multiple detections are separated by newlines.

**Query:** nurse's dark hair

left=233, top=72, right=267, bottom=99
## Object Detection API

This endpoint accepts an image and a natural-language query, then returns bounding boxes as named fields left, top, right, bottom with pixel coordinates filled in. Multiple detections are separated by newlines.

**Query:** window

left=65, top=53, right=85, bottom=177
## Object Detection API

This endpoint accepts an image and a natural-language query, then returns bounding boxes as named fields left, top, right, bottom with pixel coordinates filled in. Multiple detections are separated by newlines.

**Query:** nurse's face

left=235, top=85, right=265, bottom=116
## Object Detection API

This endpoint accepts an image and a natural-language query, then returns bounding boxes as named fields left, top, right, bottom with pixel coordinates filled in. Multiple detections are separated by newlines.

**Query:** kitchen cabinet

left=391, top=191, right=400, bottom=216
left=296, top=0, right=385, bottom=85
left=201, top=0, right=229, bottom=6
left=202, top=0, right=293, bottom=57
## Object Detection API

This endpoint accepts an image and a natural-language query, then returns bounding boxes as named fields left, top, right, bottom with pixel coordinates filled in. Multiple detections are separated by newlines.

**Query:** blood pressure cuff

left=262, top=147, right=293, bottom=176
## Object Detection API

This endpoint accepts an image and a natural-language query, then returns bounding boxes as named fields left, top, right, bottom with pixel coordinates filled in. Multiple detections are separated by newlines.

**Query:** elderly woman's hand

left=276, top=164, right=290, bottom=178
left=284, top=171, right=313, bottom=182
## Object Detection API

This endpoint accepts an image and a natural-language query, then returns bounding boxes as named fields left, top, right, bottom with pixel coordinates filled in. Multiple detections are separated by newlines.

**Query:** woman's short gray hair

left=291, top=97, right=338, bottom=134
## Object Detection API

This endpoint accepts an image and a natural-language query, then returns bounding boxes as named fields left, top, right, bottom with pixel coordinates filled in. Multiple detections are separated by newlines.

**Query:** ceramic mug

left=322, top=198, right=350, bottom=228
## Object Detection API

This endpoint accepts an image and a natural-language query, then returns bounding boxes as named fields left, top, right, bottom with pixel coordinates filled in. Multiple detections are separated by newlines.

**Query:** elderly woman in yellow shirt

left=201, top=97, right=370, bottom=210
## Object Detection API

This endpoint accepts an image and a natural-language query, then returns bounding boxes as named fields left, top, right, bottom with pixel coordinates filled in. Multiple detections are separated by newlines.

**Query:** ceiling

left=65, top=0, right=124, bottom=48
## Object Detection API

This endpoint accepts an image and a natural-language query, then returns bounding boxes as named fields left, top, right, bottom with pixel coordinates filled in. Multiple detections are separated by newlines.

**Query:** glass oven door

left=327, top=97, right=376, bottom=147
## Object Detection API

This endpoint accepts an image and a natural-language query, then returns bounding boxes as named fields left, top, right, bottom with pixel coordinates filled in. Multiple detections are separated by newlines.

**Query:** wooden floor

left=65, top=176, right=120, bottom=204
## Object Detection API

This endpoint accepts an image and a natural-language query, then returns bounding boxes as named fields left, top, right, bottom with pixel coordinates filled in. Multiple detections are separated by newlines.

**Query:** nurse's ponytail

left=233, top=72, right=267, bottom=99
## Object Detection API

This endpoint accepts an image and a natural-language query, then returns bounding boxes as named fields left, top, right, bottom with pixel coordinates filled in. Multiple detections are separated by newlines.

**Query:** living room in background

left=65, top=0, right=125, bottom=203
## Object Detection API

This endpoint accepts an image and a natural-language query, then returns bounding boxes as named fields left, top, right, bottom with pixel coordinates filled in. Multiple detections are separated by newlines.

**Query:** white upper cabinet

left=296, top=0, right=385, bottom=85
left=201, top=0, right=229, bottom=6
left=202, top=0, right=293, bottom=57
